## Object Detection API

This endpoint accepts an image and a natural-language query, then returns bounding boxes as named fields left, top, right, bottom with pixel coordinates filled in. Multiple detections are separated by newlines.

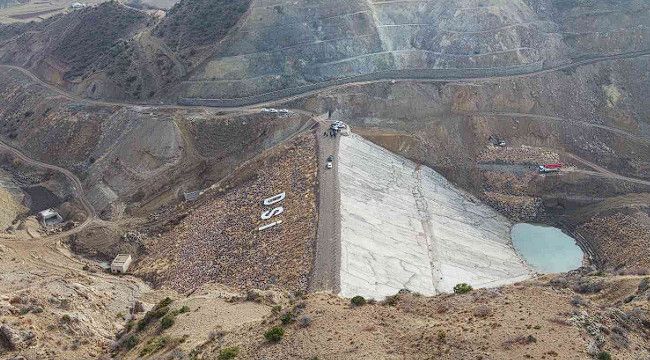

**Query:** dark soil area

left=21, top=185, right=60, bottom=214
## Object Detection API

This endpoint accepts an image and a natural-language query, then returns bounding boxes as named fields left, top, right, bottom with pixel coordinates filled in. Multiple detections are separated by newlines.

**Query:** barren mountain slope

left=0, top=236, right=152, bottom=359
left=112, top=274, right=650, bottom=360
left=136, top=133, right=318, bottom=294
left=0, top=64, right=313, bottom=242
left=0, top=2, right=148, bottom=84
left=174, top=0, right=648, bottom=103
left=1, top=0, right=646, bottom=104
left=0, top=1, right=648, bottom=359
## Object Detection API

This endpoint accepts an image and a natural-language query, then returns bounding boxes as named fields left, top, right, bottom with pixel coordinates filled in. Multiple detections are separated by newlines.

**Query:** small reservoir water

left=511, top=223, right=584, bottom=273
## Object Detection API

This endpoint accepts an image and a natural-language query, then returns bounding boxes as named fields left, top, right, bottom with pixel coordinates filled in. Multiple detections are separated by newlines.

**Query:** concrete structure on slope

left=37, top=209, right=63, bottom=227
left=338, top=134, right=531, bottom=299
left=111, top=254, right=133, bottom=274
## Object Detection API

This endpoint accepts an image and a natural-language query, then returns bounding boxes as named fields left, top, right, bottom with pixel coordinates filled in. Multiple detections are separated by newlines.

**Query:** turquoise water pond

left=511, top=223, right=584, bottom=273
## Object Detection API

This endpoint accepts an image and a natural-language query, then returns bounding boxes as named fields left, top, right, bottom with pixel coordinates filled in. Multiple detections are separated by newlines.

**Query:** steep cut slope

left=540, top=0, right=650, bottom=58
left=1, top=0, right=646, bottom=104
left=177, top=0, right=572, bottom=102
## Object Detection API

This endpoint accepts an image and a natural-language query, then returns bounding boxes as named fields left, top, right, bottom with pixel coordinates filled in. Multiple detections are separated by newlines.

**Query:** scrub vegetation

left=154, top=0, right=251, bottom=49
left=454, top=283, right=473, bottom=294
left=52, top=2, right=146, bottom=79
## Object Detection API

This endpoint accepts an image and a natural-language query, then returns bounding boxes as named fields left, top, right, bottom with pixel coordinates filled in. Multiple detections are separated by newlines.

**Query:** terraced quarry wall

left=1, top=0, right=646, bottom=104
left=178, top=0, right=564, bottom=101
left=339, top=134, right=531, bottom=299
left=176, top=0, right=648, bottom=105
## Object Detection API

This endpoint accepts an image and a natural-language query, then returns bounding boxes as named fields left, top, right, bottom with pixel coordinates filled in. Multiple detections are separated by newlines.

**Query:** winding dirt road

left=0, top=138, right=96, bottom=227
left=469, top=112, right=650, bottom=145
left=0, top=140, right=148, bottom=303
left=563, top=153, right=650, bottom=187
left=179, top=50, right=650, bottom=107
left=2, top=50, right=650, bottom=110
left=1, top=48, right=649, bottom=297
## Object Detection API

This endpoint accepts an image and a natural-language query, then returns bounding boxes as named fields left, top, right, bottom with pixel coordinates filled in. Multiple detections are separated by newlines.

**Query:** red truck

left=538, top=163, right=562, bottom=173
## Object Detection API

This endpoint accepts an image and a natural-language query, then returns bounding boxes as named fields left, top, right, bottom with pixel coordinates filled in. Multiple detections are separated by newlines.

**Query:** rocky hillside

left=0, top=2, right=148, bottom=84
left=1, top=0, right=646, bottom=103
left=136, top=133, right=318, bottom=294
left=154, top=0, right=250, bottom=50
left=174, top=0, right=649, bottom=104
left=110, top=274, right=650, bottom=359
left=0, top=64, right=312, bottom=227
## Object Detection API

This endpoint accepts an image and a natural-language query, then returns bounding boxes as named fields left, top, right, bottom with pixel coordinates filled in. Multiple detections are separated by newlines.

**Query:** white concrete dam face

left=338, top=135, right=531, bottom=299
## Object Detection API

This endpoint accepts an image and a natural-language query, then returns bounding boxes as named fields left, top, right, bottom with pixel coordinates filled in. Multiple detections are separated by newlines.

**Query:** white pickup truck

left=326, top=155, right=334, bottom=169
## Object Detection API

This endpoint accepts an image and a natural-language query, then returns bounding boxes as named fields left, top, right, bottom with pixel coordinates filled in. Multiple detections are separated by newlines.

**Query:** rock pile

left=137, top=134, right=318, bottom=293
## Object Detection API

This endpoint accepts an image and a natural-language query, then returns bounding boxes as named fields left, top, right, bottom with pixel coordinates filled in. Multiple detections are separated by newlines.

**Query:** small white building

left=37, top=209, right=63, bottom=226
left=70, top=2, right=86, bottom=9
left=111, top=254, right=133, bottom=274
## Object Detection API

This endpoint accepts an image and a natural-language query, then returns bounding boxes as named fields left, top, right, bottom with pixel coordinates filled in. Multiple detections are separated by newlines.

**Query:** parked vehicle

left=489, top=135, right=506, bottom=147
left=539, top=163, right=562, bottom=173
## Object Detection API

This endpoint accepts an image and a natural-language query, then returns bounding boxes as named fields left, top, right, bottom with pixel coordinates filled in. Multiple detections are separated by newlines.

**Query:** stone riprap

left=339, top=134, right=531, bottom=299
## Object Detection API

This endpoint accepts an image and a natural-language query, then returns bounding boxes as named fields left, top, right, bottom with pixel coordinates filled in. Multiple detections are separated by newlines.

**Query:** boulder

left=0, top=324, right=35, bottom=351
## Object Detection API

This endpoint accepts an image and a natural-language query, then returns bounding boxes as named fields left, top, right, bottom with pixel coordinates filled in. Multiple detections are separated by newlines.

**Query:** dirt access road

left=180, top=50, right=650, bottom=107
left=0, top=138, right=148, bottom=312
left=309, top=118, right=342, bottom=293
left=478, top=149, right=650, bottom=187
left=563, top=153, right=650, bottom=186
left=0, top=138, right=96, bottom=226
left=3, top=50, right=650, bottom=111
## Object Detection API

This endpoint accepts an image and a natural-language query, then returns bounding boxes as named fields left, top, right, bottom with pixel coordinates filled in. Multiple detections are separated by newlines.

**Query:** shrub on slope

left=154, top=0, right=250, bottom=50
left=51, top=2, right=146, bottom=79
